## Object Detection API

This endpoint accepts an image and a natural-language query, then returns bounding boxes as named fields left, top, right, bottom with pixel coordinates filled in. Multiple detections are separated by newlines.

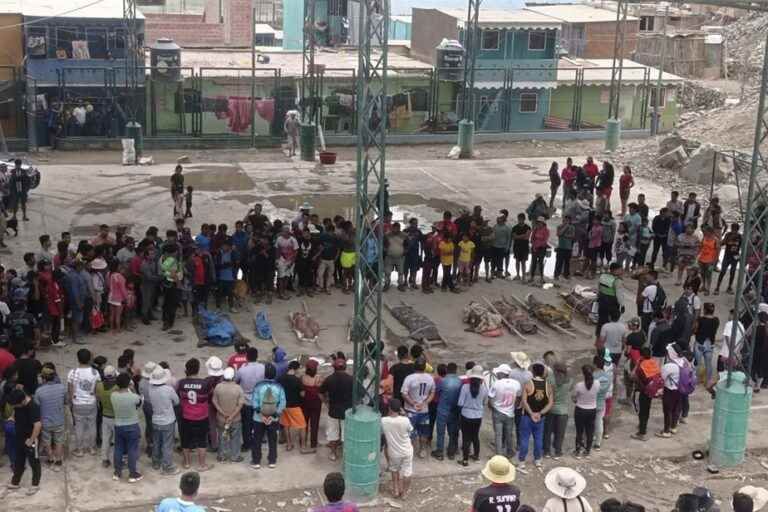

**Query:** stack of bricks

left=143, top=0, right=255, bottom=48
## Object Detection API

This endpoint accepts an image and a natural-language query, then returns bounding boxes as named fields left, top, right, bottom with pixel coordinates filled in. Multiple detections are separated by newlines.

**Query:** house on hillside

left=411, top=7, right=562, bottom=131
left=524, top=3, right=639, bottom=59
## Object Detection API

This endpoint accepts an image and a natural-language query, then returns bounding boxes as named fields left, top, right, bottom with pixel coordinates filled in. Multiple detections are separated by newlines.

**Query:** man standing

left=320, top=356, right=353, bottom=461
left=67, top=348, right=100, bottom=457
left=213, top=367, right=245, bottom=463
left=384, top=222, right=407, bottom=291
left=510, top=214, right=531, bottom=281
left=159, top=244, right=183, bottom=331
left=6, top=389, right=42, bottom=495
left=598, top=312, right=628, bottom=368
left=631, top=347, right=661, bottom=441
left=284, top=111, right=300, bottom=157
left=471, top=456, right=520, bottom=512
left=111, top=373, right=144, bottom=483
left=250, top=363, right=286, bottom=469
left=381, top=399, right=414, bottom=498
left=640, top=271, right=662, bottom=334
left=9, top=160, right=30, bottom=221
left=401, top=357, right=435, bottom=460
left=177, top=359, right=213, bottom=472
left=148, top=366, right=180, bottom=475
left=33, top=366, right=65, bottom=471
left=170, top=165, right=184, bottom=218
left=432, top=362, right=462, bottom=460
left=275, top=226, right=299, bottom=300
left=650, top=208, right=671, bottom=270
left=554, top=215, right=575, bottom=281
left=488, top=364, right=520, bottom=460
left=596, top=263, right=624, bottom=337
left=236, top=347, right=265, bottom=451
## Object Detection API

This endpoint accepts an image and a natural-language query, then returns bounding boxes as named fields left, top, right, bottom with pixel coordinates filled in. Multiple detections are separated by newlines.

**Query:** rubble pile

left=723, top=11, right=768, bottom=80
left=676, top=81, right=726, bottom=112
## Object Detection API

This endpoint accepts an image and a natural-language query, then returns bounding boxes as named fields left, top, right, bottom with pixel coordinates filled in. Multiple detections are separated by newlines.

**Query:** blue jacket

left=436, top=374, right=463, bottom=416
left=251, top=380, right=286, bottom=423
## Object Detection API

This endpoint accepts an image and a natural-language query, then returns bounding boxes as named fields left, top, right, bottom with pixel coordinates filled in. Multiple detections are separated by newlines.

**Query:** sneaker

left=51, top=340, right=68, bottom=348
left=630, top=433, right=647, bottom=441
left=679, top=418, right=687, bottom=424
left=112, top=473, right=121, bottom=481
left=670, top=428, right=678, bottom=434
left=128, top=473, right=143, bottom=483
left=517, top=461, right=526, bottom=471
left=231, top=456, right=244, bottom=463
left=551, top=454, right=562, bottom=461
left=268, top=463, right=276, bottom=469
left=655, top=431, right=672, bottom=438
left=534, top=460, right=543, bottom=469
left=26, top=486, right=39, bottom=496
left=6, top=484, right=20, bottom=490
left=430, top=450, right=444, bottom=461
left=250, top=463, right=261, bottom=470
left=593, top=445, right=601, bottom=452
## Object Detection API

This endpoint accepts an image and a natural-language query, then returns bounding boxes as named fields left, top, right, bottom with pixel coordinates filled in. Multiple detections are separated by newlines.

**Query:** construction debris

left=385, top=301, right=447, bottom=347
left=561, top=286, right=598, bottom=324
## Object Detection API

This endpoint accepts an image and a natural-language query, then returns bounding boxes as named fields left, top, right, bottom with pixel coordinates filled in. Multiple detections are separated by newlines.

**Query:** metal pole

left=251, top=7, right=257, bottom=148
left=651, top=5, right=669, bottom=136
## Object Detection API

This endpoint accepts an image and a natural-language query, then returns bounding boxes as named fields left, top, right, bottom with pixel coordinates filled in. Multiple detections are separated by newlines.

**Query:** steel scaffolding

left=351, top=0, right=388, bottom=408
left=123, top=0, right=140, bottom=122
left=460, top=0, right=481, bottom=121
left=302, top=0, right=319, bottom=125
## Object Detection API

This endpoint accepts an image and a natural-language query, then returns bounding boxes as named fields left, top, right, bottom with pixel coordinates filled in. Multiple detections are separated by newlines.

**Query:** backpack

left=651, top=285, right=667, bottom=314
left=677, top=363, right=696, bottom=395
left=260, top=385, right=279, bottom=417
left=637, top=359, right=663, bottom=398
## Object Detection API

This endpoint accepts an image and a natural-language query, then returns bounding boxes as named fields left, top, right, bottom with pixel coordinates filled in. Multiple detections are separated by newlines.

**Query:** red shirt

left=619, top=174, right=633, bottom=192
left=436, top=220, right=458, bottom=238
left=228, top=353, right=248, bottom=370
left=0, top=348, right=15, bottom=379
left=584, top=162, right=599, bottom=178
left=192, top=255, right=206, bottom=286
left=177, top=377, right=211, bottom=421
left=561, top=166, right=576, bottom=185
left=129, top=255, right=143, bottom=278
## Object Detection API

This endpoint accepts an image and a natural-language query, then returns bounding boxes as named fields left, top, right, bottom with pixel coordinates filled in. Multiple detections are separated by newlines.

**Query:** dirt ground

left=1, top=144, right=767, bottom=512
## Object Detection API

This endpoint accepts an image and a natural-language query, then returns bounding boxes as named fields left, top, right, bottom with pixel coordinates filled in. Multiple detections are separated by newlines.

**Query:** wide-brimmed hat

left=90, top=258, right=107, bottom=270
left=206, top=356, right=224, bottom=377
left=545, top=467, right=587, bottom=499
left=141, top=361, right=157, bottom=379
left=740, top=486, right=768, bottom=512
left=149, top=367, right=169, bottom=385
left=103, top=365, right=117, bottom=378
left=466, top=365, right=485, bottom=380
left=510, top=351, right=531, bottom=370
left=223, top=367, right=235, bottom=381
left=493, top=363, right=513, bottom=376
left=482, top=456, right=516, bottom=484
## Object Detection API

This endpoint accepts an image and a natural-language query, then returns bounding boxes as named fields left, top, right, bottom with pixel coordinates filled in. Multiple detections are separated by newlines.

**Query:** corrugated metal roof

left=391, top=15, right=412, bottom=24
left=177, top=48, right=431, bottom=77
left=557, top=57, right=684, bottom=84
left=0, top=0, right=145, bottom=19
left=524, top=4, right=638, bottom=23
left=436, top=8, right=562, bottom=30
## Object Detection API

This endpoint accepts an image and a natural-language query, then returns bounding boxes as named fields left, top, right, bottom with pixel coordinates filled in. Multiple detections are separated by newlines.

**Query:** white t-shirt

left=720, top=320, right=745, bottom=359
left=381, top=415, right=414, bottom=459
left=488, top=377, right=521, bottom=417
left=662, top=362, right=680, bottom=390
left=67, top=367, right=101, bottom=406
left=600, top=322, right=628, bottom=354
left=401, top=373, right=435, bottom=413
left=641, top=284, right=657, bottom=314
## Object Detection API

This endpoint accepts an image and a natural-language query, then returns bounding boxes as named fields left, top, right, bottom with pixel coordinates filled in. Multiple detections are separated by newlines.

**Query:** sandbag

left=121, top=138, right=136, bottom=165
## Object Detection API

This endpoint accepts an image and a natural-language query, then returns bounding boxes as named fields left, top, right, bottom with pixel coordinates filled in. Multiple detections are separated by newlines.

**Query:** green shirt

left=160, top=256, right=182, bottom=284
left=557, top=224, right=575, bottom=250
left=111, top=390, right=142, bottom=427
left=550, top=377, right=573, bottom=416
left=96, top=381, right=117, bottom=418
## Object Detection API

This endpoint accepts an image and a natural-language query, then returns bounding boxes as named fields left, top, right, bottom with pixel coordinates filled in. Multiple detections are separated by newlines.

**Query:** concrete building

left=143, top=0, right=256, bottom=48
left=524, top=4, right=639, bottom=59
left=411, top=8, right=562, bottom=131
left=0, top=11, right=24, bottom=137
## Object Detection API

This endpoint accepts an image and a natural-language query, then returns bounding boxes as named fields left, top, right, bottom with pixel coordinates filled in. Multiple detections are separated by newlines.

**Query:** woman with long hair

left=457, top=366, right=488, bottom=467
left=572, top=364, right=598, bottom=458
left=300, top=360, right=323, bottom=453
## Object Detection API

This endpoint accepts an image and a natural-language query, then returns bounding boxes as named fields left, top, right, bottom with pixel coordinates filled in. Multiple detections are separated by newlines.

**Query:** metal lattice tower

left=301, top=0, right=319, bottom=125
left=460, top=0, right=481, bottom=121
left=607, top=0, right=628, bottom=120
left=351, top=0, right=388, bottom=408
left=123, top=0, right=139, bottom=122
left=729, top=31, right=768, bottom=383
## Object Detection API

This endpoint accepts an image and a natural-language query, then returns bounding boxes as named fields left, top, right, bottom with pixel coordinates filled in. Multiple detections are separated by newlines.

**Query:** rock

left=177, top=155, right=191, bottom=164
left=680, top=144, right=730, bottom=185
left=657, top=146, right=689, bottom=170
left=715, top=184, right=740, bottom=204
left=276, top=502, right=286, bottom=508
left=658, top=133, right=688, bottom=155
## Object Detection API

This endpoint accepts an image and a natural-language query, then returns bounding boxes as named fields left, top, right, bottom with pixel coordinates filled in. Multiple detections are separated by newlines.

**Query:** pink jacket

left=108, top=272, right=129, bottom=304
left=531, top=226, right=550, bottom=251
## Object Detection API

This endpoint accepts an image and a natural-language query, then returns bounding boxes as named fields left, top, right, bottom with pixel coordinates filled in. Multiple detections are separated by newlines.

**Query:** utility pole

left=300, top=0, right=318, bottom=160
left=123, top=0, right=142, bottom=161
left=605, top=0, right=627, bottom=151
left=651, top=4, right=669, bottom=136
left=458, top=0, right=480, bottom=158
left=251, top=7, right=257, bottom=148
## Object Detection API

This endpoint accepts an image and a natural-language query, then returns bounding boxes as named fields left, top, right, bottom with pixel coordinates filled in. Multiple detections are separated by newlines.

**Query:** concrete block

left=680, top=144, right=730, bottom=185
left=658, top=133, right=688, bottom=155
left=657, top=145, right=689, bottom=170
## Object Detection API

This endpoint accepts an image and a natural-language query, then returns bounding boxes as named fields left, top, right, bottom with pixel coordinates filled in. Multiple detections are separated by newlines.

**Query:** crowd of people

left=0, top=157, right=762, bottom=509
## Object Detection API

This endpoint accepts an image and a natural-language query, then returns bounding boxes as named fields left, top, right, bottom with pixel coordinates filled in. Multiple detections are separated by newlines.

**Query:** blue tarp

left=198, top=307, right=237, bottom=346
left=255, top=310, right=273, bottom=341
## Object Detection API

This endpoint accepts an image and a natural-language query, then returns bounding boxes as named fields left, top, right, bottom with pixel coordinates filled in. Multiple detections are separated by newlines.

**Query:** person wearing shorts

left=381, top=398, right=414, bottom=498
left=697, top=226, right=720, bottom=295
left=319, top=356, right=353, bottom=461
left=400, top=357, right=434, bottom=459
left=177, top=359, right=213, bottom=471
left=339, top=242, right=356, bottom=294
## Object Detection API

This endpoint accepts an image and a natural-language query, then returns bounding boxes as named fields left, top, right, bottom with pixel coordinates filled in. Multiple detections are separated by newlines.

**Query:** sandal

left=286, top=445, right=294, bottom=452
